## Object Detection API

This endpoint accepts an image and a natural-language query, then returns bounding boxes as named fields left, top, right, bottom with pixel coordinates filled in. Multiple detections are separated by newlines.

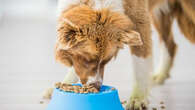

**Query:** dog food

left=152, top=107, right=157, bottom=110
left=141, top=103, right=147, bottom=110
left=55, top=82, right=99, bottom=93
left=160, top=105, right=165, bottom=109
left=39, top=100, right=44, bottom=104
left=121, top=100, right=127, bottom=105
left=160, top=101, right=164, bottom=104
left=111, top=88, right=115, bottom=90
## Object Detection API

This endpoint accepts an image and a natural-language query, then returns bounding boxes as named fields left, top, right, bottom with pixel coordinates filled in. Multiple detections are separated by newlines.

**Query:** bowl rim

left=55, top=84, right=118, bottom=96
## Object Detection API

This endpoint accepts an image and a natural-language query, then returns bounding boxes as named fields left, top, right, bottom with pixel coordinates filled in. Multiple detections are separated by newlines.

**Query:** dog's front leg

left=123, top=0, right=153, bottom=109
left=126, top=28, right=153, bottom=109
left=125, top=55, right=153, bottom=110
left=62, top=66, right=79, bottom=84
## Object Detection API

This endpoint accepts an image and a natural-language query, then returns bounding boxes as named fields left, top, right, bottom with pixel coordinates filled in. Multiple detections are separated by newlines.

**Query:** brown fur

left=149, top=0, right=164, bottom=11
left=180, top=0, right=195, bottom=24
left=123, top=0, right=152, bottom=58
left=151, top=0, right=195, bottom=48
left=41, top=0, right=195, bottom=107
left=55, top=47, right=73, bottom=67
left=56, top=0, right=195, bottom=87
left=56, top=5, right=143, bottom=84
left=151, top=2, right=177, bottom=75
left=150, top=0, right=195, bottom=80
left=177, top=13, right=195, bottom=43
left=152, top=2, right=177, bottom=58
left=175, top=1, right=195, bottom=43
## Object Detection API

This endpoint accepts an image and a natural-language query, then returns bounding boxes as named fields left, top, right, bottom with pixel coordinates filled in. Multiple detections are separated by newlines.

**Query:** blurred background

left=0, top=0, right=195, bottom=110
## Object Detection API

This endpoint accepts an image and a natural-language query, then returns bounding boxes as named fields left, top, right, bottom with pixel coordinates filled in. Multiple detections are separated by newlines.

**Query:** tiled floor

left=0, top=1, right=195, bottom=110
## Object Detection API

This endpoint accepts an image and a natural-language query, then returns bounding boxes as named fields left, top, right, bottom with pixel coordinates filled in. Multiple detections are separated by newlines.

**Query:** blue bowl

left=46, top=84, right=124, bottom=110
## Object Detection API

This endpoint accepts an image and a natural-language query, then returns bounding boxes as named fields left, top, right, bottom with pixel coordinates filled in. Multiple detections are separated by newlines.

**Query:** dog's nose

left=89, top=81, right=102, bottom=90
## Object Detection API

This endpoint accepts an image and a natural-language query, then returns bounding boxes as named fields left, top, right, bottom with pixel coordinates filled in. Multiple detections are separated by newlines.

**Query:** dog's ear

left=101, top=11, right=143, bottom=46
left=120, top=31, right=143, bottom=46
left=55, top=47, right=73, bottom=67
left=57, top=18, right=84, bottom=50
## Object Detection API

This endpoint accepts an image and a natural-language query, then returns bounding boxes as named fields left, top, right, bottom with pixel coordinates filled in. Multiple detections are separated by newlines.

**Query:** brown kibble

left=55, top=82, right=61, bottom=88
left=94, top=91, right=98, bottom=93
left=121, top=100, right=127, bottom=104
left=60, top=84, right=64, bottom=88
left=141, top=103, right=147, bottom=110
left=39, top=101, right=44, bottom=104
left=84, top=91, right=88, bottom=93
left=80, top=88, right=84, bottom=93
left=83, top=84, right=88, bottom=88
left=160, top=101, right=164, bottom=104
left=88, top=85, right=94, bottom=88
left=90, top=88, right=98, bottom=93
left=111, top=88, right=115, bottom=90
left=152, top=107, right=157, bottom=110
left=93, top=89, right=99, bottom=93
left=55, top=82, right=100, bottom=94
left=161, top=105, right=165, bottom=109
left=74, top=89, right=79, bottom=93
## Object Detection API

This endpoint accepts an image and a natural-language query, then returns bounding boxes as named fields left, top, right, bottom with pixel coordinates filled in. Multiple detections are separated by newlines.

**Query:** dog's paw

left=152, top=73, right=169, bottom=85
left=42, top=88, right=54, bottom=99
left=125, top=97, right=148, bottom=110
left=125, top=86, right=148, bottom=110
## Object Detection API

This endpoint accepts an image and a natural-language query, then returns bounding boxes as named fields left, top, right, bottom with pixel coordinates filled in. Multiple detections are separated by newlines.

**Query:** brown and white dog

left=44, top=0, right=195, bottom=109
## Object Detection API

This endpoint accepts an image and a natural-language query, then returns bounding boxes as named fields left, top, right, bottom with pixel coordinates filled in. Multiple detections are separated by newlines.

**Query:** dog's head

left=56, top=5, right=142, bottom=88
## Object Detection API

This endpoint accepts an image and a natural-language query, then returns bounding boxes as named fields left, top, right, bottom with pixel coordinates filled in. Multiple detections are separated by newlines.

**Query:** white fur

left=57, top=0, right=125, bottom=16
left=87, top=60, right=103, bottom=85
left=63, top=67, right=79, bottom=84
left=87, top=74, right=103, bottom=85
left=57, top=0, right=80, bottom=15
left=56, top=42, right=71, bottom=50
left=153, top=0, right=170, bottom=18
left=131, top=55, right=153, bottom=93
left=43, top=67, right=79, bottom=99
left=156, top=42, right=171, bottom=74
left=93, top=0, right=124, bottom=13
left=125, top=55, right=153, bottom=108
left=43, top=87, right=54, bottom=99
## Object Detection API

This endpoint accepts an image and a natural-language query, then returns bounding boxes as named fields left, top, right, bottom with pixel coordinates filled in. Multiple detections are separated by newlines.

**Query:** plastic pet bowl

left=46, top=84, right=124, bottom=110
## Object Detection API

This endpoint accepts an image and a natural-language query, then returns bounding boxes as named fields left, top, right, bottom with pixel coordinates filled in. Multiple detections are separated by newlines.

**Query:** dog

left=43, top=0, right=195, bottom=109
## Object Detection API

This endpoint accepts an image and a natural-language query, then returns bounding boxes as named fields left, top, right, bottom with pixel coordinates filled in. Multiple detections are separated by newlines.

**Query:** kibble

left=121, top=100, right=127, bottom=105
left=141, top=103, right=147, bottom=110
left=39, top=101, right=44, bottom=104
left=160, top=105, right=165, bottom=109
left=55, top=82, right=99, bottom=94
left=160, top=101, right=164, bottom=104
left=152, top=107, right=157, bottom=110
left=111, top=88, right=115, bottom=90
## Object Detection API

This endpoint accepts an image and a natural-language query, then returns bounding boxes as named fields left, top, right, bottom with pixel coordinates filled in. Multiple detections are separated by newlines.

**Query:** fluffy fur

left=151, top=0, right=195, bottom=85
left=176, top=2, right=195, bottom=43
left=43, top=0, right=195, bottom=110
left=56, top=5, right=143, bottom=85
